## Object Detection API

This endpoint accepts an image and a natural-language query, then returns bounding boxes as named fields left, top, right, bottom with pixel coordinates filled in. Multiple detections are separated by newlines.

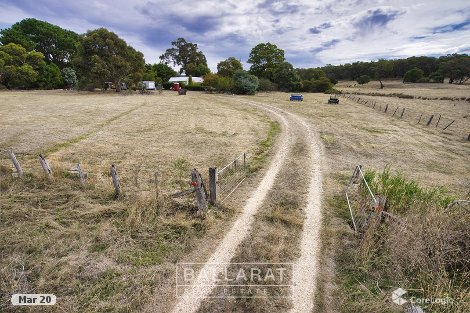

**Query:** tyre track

left=170, top=99, right=324, bottom=313
left=171, top=104, right=292, bottom=313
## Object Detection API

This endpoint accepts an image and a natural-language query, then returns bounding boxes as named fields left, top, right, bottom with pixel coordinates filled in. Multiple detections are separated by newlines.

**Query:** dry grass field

left=0, top=90, right=275, bottom=312
left=0, top=84, right=469, bottom=312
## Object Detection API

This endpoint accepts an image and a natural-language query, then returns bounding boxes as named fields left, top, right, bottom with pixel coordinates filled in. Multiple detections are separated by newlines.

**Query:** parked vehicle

left=290, top=94, right=303, bottom=101
left=328, top=95, right=339, bottom=104
left=142, top=81, right=156, bottom=90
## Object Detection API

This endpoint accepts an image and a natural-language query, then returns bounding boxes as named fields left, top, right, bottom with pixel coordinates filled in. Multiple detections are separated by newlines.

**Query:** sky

left=0, top=0, right=469, bottom=71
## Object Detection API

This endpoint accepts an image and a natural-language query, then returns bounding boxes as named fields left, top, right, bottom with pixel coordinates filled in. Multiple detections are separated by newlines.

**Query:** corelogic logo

left=392, top=288, right=408, bottom=305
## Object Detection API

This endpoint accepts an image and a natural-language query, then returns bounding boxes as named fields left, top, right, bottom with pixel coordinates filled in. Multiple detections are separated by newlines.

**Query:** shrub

left=37, top=63, right=63, bottom=89
left=417, top=77, right=430, bottom=83
left=258, top=78, right=277, bottom=92
left=61, top=67, right=78, bottom=89
left=232, top=70, right=258, bottom=95
left=185, top=84, right=205, bottom=91
left=357, top=75, right=371, bottom=85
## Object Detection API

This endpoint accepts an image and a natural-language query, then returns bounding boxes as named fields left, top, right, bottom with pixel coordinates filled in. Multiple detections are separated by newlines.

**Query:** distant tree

left=142, top=64, right=156, bottom=81
left=232, top=70, right=258, bottom=95
left=36, top=63, right=63, bottom=89
left=186, top=62, right=210, bottom=76
left=372, top=59, right=393, bottom=89
left=439, top=54, right=470, bottom=84
left=153, top=63, right=177, bottom=83
left=0, top=18, right=79, bottom=68
left=203, top=73, right=219, bottom=88
left=297, top=68, right=326, bottom=81
left=429, top=71, right=444, bottom=83
left=74, top=28, right=145, bottom=91
left=61, top=67, right=78, bottom=88
left=301, top=77, right=332, bottom=93
left=248, top=43, right=285, bottom=79
left=0, top=43, right=45, bottom=88
left=272, top=61, right=301, bottom=91
left=217, top=57, right=243, bottom=77
left=202, top=73, right=232, bottom=92
left=159, top=38, right=208, bottom=75
left=357, top=75, right=371, bottom=84
left=258, top=78, right=277, bottom=92
left=403, top=67, right=424, bottom=83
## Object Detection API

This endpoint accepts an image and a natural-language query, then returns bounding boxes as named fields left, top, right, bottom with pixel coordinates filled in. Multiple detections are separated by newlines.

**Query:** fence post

left=111, top=164, right=121, bottom=197
left=191, top=169, right=207, bottom=214
left=400, top=108, right=405, bottom=118
left=384, top=104, right=389, bottom=113
left=417, top=113, right=423, bottom=124
left=426, top=115, right=434, bottom=126
left=468, top=134, right=470, bottom=141
left=7, top=149, right=23, bottom=177
left=209, top=167, right=217, bottom=205
left=38, top=154, right=53, bottom=181
left=392, top=107, right=398, bottom=117
left=435, top=114, right=441, bottom=127
left=76, top=163, right=86, bottom=188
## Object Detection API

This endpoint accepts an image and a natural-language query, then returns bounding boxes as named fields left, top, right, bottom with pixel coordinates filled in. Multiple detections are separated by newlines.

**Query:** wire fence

left=216, top=153, right=248, bottom=203
left=345, top=165, right=403, bottom=235
left=340, top=94, right=470, bottom=140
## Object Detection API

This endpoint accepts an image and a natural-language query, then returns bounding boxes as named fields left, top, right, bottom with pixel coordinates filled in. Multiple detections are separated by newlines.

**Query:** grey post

left=111, top=164, right=121, bottom=197
left=191, top=169, right=207, bottom=214
left=76, top=163, right=86, bottom=188
left=39, top=154, right=53, bottom=180
left=7, top=149, right=23, bottom=177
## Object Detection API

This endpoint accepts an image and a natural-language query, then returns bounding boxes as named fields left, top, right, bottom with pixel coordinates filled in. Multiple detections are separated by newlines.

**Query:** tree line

left=320, top=55, right=470, bottom=87
left=1, top=18, right=468, bottom=94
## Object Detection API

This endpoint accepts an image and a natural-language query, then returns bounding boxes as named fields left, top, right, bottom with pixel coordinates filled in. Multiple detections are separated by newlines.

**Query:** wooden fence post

left=426, top=115, right=434, bottom=126
left=400, top=108, right=405, bottom=118
left=468, top=134, right=470, bottom=141
left=76, top=163, right=86, bottom=188
left=417, top=113, right=423, bottom=124
left=191, top=169, right=207, bottom=214
left=111, top=164, right=121, bottom=197
left=435, top=114, right=441, bottom=127
left=38, top=154, right=53, bottom=180
left=209, top=167, right=217, bottom=205
left=7, top=149, right=23, bottom=177
left=384, top=104, right=389, bottom=113
left=392, top=107, right=398, bottom=117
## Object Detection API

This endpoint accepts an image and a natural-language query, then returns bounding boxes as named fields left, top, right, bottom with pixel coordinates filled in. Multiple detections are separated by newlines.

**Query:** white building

left=168, top=76, right=204, bottom=84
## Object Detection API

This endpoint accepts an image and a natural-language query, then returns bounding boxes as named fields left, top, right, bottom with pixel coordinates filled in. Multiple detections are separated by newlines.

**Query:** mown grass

left=330, top=167, right=469, bottom=313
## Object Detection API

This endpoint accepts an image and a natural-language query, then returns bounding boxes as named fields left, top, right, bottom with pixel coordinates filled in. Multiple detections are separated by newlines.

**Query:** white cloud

left=0, top=0, right=469, bottom=69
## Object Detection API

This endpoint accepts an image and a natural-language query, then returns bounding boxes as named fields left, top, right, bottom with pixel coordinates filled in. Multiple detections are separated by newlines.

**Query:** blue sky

left=0, top=0, right=469, bottom=71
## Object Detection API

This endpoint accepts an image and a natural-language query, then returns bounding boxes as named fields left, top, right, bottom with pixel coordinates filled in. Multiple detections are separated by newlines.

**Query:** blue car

left=290, top=94, right=303, bottom=101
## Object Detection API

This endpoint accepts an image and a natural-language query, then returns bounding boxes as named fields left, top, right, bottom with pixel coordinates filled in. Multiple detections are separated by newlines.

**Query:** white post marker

left=11, top=294, right=56, bottom=306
